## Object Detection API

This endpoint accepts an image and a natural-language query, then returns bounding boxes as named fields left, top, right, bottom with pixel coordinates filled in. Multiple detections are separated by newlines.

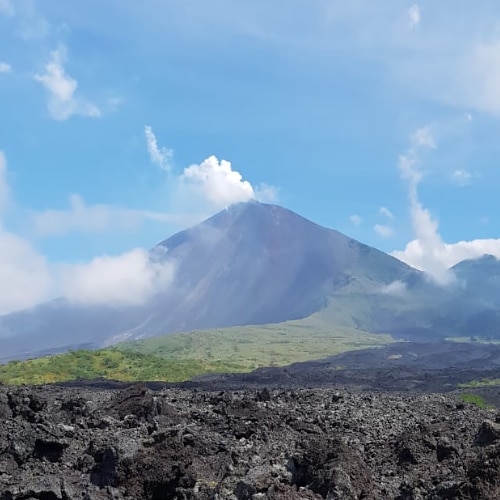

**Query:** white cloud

left=392, top=126, right=499, bottom=281
left=255, top=183, right=279, bottom=203
left=180, top=155, right=256, bottom=209
left=451, top=169, right=473, bottom=187
left=349, top=214, right=362, bottom=226
left=380, top=280, right=407, bottom=296
left=0, top=151, right=52, bottom=314
left=0, top=151, right=179, bottom=314
left=31, top=194, right=201, bottom=237
left=456, top=41, right=500, bottom=116
left=393, top=238, right=500, bottom=271
left=34, top=46, right=101, bottom=120
left=0, top=62, right=11, bottom=73
left=411, top=126, right=436, bottom=149
left=0, top=151, right=9, bottom=213
left=374, top=224, right=394, bottom=238
left=408, top=4, right=421, bottom=29
left=379, top=206, right=394, bottom=220
left=32, top=194, right=137, bottom=236
left=144, top=125, right=173, bottom=171
left=0, top=229, right=52, bottom=314
left=0, top=0, right=13, bottom=16
left=144, top=128, right=277, bottom=208
left=393, top=126, right=455, bottom=284
left=60, top=248, right=174, bottom=307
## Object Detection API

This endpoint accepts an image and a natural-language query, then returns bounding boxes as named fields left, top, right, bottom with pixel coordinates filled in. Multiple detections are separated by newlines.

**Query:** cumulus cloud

left=451, top=169, right=473, bottom=187
left=144, top=127, right=276, bottom=210
left=0, top=62, right=11, bottom=73
left=392, top=126, right=500, bottom=280
left=34, top=46, right=100, bottom=120
left=394, top=238, right=500, bottom=271
left=349, top=214, right=362, bottom=226
left=374, top=224, right=394, bottom=238
left=59, top=248, right=174, bottom=307
left=0, top=151, right=178, bottom=314
left=144, top=126, right=173, bottom=171
left=181, top=156, right=255, bottom=209
left=407, top=4, right=421, bottom=29
left=0, top=229, right=52, bottom=314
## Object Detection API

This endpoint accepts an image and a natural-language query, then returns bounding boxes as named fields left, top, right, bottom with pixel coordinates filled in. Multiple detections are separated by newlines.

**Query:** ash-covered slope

left=0, top=202, right=419, bottom=361
left=149, top=201, right=417, bottom=330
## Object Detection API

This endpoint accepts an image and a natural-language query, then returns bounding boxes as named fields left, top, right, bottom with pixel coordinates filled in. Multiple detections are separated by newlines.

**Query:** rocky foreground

left=1, top=383, right=500, bottom=499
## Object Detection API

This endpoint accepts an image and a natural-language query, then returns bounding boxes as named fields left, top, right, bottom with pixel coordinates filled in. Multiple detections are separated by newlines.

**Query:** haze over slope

left=0, top=201, right=498, bottom=362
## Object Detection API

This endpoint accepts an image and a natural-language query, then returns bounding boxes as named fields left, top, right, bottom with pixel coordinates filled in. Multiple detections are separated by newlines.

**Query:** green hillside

left=120, top=321, right=394, bottom=368
left=0, top=349, right=246, bottom=385
left=0, top=322, right=394, bottom=385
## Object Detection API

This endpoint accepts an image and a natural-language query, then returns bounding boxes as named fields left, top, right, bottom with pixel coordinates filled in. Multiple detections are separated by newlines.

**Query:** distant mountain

left=453, top=255, right=500, bottom=307
left=0, top=201, right=499, bottom=361
left=451, top=255, right=500, bottom=338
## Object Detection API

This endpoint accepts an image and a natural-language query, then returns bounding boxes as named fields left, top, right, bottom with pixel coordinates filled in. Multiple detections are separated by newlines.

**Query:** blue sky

left=1, top=0, right=500, bottom=312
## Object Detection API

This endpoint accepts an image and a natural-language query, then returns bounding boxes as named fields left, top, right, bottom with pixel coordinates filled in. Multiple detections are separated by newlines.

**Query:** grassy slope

left=119, top=320, right=394, bottom=370
left=0, top=321, right=395, bottom=385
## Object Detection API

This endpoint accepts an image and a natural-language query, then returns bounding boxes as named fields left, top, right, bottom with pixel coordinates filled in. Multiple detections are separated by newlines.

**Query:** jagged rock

left=0, top=383, right=498, bottom=499
left=475, top=419, right=500, bottom=446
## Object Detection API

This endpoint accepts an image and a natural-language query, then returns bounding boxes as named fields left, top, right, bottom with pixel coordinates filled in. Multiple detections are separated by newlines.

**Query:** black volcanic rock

left=1, top=383, right=500, bottom=499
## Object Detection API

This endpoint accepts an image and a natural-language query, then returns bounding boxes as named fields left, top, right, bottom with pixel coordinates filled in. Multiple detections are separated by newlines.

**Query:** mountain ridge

left=0, top=201, right=499, bottom=362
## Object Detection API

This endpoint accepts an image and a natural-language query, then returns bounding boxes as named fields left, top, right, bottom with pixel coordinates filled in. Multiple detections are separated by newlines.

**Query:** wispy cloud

left=144, top=126, right=173, bottom=172
left=374, top=224, right=394, bottom=238
left=255, top=183, right=279, bottom=203
left=381, top=280, right=407, bottom=296
left=34, top=46, right=100, bottom=120
left=393, top=126, right=500, bottom=277
left=451, top=169, right=473, bottom=187
left=349, top=214, right=362, bottom=226
left=379, top=206, right=394, bottom=220
left=0, top=151, right=9, bottom=213
left=407, top=4, right=421, bottom=29
left=392, top=126, right=454, bottom=284
left=0, top=0, right=13, bottom=16
left=0, top=62, right=11, bottom=73
left=31, top=194, right=199, bottom=237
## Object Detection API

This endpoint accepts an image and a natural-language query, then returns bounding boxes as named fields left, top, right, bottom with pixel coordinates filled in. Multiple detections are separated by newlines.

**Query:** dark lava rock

left=0, top=384, right=499, bottom=499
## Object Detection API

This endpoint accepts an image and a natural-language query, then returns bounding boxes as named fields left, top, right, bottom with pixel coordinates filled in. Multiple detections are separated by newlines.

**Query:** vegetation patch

left=0, top=321, right=395, bottom=385
left=0, top=349, right=247, bottom=385
left=459, top=378, right=500, bottom=388
left=459, top=393, right=493, bottom=409
left=119, top=321, right=394, bottom=370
